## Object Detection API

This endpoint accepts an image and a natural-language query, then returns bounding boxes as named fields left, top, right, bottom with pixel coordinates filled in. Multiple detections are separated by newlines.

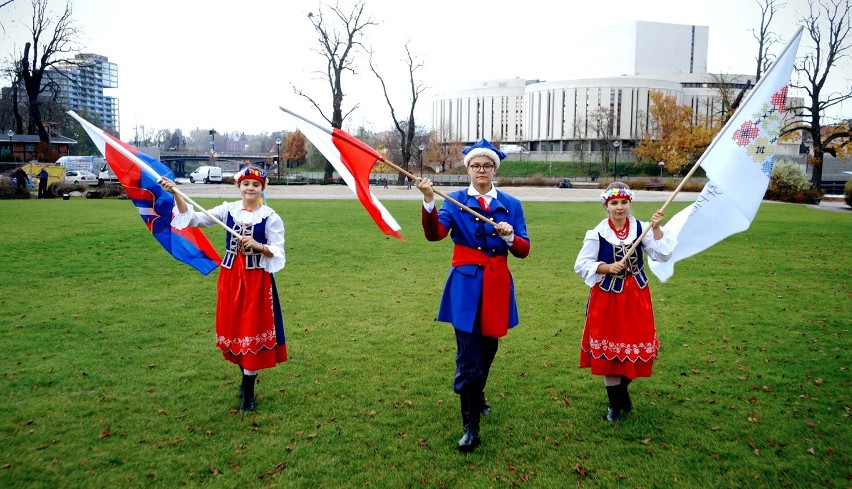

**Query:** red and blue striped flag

left=69, top=111, right=221, bottom=275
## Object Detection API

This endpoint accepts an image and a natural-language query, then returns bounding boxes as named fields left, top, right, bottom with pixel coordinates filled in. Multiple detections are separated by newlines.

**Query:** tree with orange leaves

left=283, top=130, right=307, bottom=169
left=631, top=91, right=717, bottom=174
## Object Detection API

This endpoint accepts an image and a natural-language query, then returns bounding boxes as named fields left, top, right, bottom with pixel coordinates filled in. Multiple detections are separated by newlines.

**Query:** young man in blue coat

left=415, top=139, right=531, bottom=452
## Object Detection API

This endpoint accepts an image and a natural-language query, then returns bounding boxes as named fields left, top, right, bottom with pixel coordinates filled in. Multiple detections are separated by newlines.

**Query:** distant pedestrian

left=574, top=182, right=674, bottom=421
left=159, top=167, right=287, bottom=412
left=98, top=167, right=109, bottom=186
left=37, top=167, right=49, bottom=198
left=12, top=166, right=28, bottom=191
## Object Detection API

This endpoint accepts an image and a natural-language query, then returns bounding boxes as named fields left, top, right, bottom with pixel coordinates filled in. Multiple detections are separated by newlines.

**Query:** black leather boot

left=239, top=374, right=256, bottom=412
left=620, top=376, right=633, bottom=412
left=458, top=391, right=481, bottom=452
left=605, top=385, right=622, bottom=422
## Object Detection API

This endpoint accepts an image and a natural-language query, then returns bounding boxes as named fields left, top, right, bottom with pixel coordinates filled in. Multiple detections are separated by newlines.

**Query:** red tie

left=477, top=196, right=489, bottom=212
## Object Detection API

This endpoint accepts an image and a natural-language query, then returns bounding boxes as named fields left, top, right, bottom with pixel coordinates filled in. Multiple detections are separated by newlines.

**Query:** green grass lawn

left=0, top=197, right=849, bottom=488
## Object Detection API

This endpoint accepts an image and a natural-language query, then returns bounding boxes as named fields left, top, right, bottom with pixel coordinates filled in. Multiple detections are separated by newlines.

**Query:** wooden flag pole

left=279, top=106, right=498, bottom=227
left=163, top=183, right=243, bottom=241
left=376, top=156, right=497, bottom=226
left=619, top=161, right=703, bottom=263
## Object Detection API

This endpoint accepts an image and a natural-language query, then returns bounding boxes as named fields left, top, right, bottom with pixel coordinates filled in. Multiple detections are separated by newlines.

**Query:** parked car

left=189, top=166, right=223, bottom=184
left=64, top=170, right=99, bottom=185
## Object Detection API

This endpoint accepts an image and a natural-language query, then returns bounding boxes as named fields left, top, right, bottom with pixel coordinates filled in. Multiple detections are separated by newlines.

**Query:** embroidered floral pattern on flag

left=732, top=120, right=760, bottom=147
left=771, top=86, right=788, bottom=112
left=730, top=86, right=789, bottom=177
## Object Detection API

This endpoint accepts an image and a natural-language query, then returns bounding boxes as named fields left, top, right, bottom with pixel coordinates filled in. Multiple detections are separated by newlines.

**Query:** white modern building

left=431, top=21, right=799, bottom=155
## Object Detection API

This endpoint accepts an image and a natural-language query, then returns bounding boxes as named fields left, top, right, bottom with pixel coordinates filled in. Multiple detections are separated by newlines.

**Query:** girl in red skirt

left=574, top=182, right=674, bottom=421
left=161, top=167, right=287, bottom=412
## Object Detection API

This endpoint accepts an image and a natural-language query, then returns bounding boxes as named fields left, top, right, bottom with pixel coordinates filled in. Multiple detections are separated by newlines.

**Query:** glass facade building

left=47, top=53, right=119, bottom=133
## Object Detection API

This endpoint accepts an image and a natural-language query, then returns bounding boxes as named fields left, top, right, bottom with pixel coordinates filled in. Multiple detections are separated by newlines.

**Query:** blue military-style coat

left=423, top=188, right=530, bottom=334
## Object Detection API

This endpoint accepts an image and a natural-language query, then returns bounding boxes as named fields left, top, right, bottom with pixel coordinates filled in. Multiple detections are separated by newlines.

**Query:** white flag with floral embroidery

left=649, top=28, right=803, bottom=282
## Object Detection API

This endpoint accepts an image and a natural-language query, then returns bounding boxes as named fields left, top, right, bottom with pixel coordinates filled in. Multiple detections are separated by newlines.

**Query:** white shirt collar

left=467, top=185, right=497, bottom=201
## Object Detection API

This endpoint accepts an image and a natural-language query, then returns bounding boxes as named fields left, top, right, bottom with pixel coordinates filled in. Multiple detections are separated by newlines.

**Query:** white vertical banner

left=649, top=28, right=803, bottom=282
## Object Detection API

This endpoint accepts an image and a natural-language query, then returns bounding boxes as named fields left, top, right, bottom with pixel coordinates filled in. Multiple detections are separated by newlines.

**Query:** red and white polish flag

left=281, top=109, right=402, bottom=240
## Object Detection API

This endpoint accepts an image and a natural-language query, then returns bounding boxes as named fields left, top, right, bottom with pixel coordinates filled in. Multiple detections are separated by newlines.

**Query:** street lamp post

left=658, top=161, right=665, bottom=178
left=418, top=143, right=425, bottom=178
left=275, top=138, right=282, bottom=181
left=612, top=141, right=621, bottom=180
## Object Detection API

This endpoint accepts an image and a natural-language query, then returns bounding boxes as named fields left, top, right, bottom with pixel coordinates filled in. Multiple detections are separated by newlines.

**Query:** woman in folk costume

left=160, top=167, right=287, bottom=412
left=415, top=139, right=531, bottom=452
left=574, top=182, right=675, bottom=421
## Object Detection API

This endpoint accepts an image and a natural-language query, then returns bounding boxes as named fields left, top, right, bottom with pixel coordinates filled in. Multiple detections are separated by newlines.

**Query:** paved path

left=176, top=183, right=701, bottom=202
left=174, top=183, right=849, bottom=211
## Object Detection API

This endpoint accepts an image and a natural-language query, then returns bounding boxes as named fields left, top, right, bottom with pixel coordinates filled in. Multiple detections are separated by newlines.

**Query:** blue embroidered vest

left=221, top=213, right=268, bottom=270
left=597, top=220, right=649, bottom=293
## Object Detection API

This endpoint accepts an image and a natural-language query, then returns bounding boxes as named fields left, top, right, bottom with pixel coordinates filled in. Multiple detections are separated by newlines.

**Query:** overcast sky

left=2, top=0, right=846, bottom=141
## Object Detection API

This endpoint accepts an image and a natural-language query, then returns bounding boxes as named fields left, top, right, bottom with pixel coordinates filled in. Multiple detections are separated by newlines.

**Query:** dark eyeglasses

left=469, top=164, right=495, bottom=172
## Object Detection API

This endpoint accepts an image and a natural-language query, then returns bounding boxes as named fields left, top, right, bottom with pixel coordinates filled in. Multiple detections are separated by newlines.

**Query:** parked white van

left=189, top=166, right=223, bottom=184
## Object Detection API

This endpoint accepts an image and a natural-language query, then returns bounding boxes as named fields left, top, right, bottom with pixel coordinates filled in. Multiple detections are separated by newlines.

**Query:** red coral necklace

left=608, top=217, right=630, bottom=240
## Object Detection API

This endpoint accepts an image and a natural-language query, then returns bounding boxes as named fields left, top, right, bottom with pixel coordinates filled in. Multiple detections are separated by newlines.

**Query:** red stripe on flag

left=331, top=129, right=402, bottom=240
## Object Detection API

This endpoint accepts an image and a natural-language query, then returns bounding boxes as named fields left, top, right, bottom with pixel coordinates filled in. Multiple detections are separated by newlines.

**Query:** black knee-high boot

left=239, top=374, right=256, bottom=412
left=620, top=376, right=633, bottom=412
left=605, top=385, right=622, bottom=422
left=458, top=390, right=481, bottom=452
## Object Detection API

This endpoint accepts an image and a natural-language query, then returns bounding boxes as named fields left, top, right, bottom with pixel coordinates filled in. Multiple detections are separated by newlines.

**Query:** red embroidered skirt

left=580, top=276, right=658, bottom=378
left=215, top=251, right=287, bottom=370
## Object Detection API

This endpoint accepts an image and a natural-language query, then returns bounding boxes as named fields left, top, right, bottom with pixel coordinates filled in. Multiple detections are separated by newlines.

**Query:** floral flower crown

left=236, top=167, right=268, bottom=186
left=600, top=186, right=635, bottom=203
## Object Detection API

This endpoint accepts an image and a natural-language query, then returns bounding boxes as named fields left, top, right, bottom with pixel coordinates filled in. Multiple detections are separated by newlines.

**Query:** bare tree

left=704, top=73, right=753, bottom=125
left=16, top=0, right=80, bottom=142
left=782, top=0, right=852, bottom=188
left=431, top=121, right=464, bottom=173
left=369, top=42, right=426, bottom=184
left=753, top=0, right=785, bottom=81
left=591, top=107, right=615, bottom=174
left=296, top=1, right=377, bottom=181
